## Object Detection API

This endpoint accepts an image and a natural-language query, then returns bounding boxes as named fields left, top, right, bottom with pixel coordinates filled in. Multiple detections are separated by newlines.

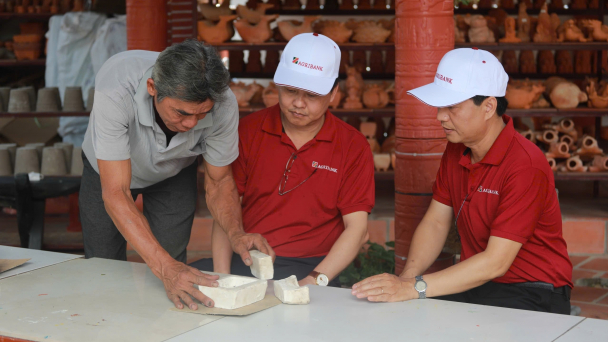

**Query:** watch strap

left=308, top=271, right=321, bottom=285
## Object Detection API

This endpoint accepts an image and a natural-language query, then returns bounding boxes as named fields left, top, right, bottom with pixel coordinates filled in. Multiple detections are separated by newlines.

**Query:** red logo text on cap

left=436, top=73, right=453, bottom=84
left=292, top=56, right=323, bottom=71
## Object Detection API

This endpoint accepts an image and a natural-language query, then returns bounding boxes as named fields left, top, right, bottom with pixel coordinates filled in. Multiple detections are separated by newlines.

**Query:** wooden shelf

left=554, top=172, right=608, bottom=181
left=213, top=42, right=395, bottom=50
left=266, top=9, right=395, bottom=15
left=455, top=42, right=608, bottom=51
left=0, top=13, right=55, bottom=20
left=230, top=72, right=395, bottom=80
left=0, top=59, right=46, bottom=67
left=454, top=7, right=604, bottom=16
left=0, top=111, right=89, bottom=118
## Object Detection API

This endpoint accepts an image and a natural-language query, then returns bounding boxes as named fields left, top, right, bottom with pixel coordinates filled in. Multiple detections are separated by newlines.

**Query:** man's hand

left=227, top=230, right=275, bottom=266
left=298, top=276, right=316, bottom=287
left=159, top=260, right=220, bottom=310
left=351, top=273, right=418, bottom=302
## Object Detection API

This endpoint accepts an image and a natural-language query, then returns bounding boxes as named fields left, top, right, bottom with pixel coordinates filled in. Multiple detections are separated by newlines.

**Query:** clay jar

left=505, top=82, right=545, bottom=109
left=278, top=16, right=320, bottom=41
left=14, top=146, right=40, bottom=175
left=362, top=84, right=390, bottom=109
left=236, top=3, right=274, bottom=24
left=8, top=88, right=32, bottom=112
left=71, top=147, right=83, bottom=175
left=313, top=20, right=353, bottom=44
left=545, top=77, right=588, bottom=109
left=262, top=82, right=279, bottom=108
left=36, top=87, right=61, bottom=112
left=63, top=87, right=85, bottom=112
left=54, top=142, right=73, bottom=171
left=199, top=0, right=232, bottom=21
left=359, top=121, right=377, bottom=139
left=41, top=147, right=67, bottom=176
left=234, top=15, right=278, bottom=44
left=352, top=21, right=391, bottom=43
left=373, top=153, right=391, bottom=172
left=197, top=15, right=237, bottom=44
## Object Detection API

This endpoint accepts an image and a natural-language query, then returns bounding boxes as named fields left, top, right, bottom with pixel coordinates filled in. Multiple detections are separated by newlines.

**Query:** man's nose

left=183, top=115, right=198, bottom=129
left=437, top=108, right=449, bottom=122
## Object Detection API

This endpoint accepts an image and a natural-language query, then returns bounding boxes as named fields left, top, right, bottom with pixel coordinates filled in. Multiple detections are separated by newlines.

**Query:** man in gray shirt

left=81, top=40, right=274, bottom=310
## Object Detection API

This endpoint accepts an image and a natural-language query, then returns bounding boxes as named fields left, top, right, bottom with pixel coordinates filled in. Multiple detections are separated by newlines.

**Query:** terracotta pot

left=505, top=82, right=545, bottom=109
left=545, top=142, right=571, bottom=159
left=359, top=121, right=377, bottom=139
left=278, top=16, right=320, bottom=41
left=536, top=130, right=559, bottom=145
left=545, top=77, right=588, bottom=109
left=14, top=147, right=40, bottom=175
left=63, top=87, right=85, bottom=112
left=13, top=34, right=42, bottom=43
left=236, top=3, right=274, bottom=24
left=13, top=41, right=42, bottom=60
left=25, top=142, right=45, bottom=160
left=373, top=153, right=391, bottom=171
left=71, top=147, right=83, bottom=175
left=313, top=20, right=353, bottom=44
left=230, top=82, right=259, bottom=108
left=352, top=21, right=391, bottom=43
left=591, top=155, right=608, bottom=171
left=0, top=143, right=17, bottom=167
left=54, top=142, right=73, bottom=171
left=8, top=88, right=32, bottom=113
left=198, top=0, right=232, bottom=21
left=234, top=15, right=278, bottom=44
left=367, top=138, right=380, bottom=153
left=0, top=87, right=10, bottom=112
left=362, top=84, right=390, bottom=109
left=40, top=147, right=67, bottom=176
left=546, top=157, right=557, bottom=171
left=197, top=15, right=237, bottom=44
left=36, top=87, right=60, bottom=112
left=566, top=155, right=587, bottom=172
left=0, top=149, right=12, bottom=176
left=576, top=135, right=604, bottom=156
left=262, top=82, right=279, bottom=108
left=86, top=87, right=94, bottom=112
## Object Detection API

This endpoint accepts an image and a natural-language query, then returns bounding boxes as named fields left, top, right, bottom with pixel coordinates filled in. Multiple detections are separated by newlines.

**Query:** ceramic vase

left=14, top=146, right=40, bottom=174
left=41, top=146, right=67, bottom=176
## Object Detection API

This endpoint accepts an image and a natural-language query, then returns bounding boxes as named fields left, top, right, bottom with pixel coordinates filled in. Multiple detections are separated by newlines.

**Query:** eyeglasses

left=278, top=153, right=317, bottom=196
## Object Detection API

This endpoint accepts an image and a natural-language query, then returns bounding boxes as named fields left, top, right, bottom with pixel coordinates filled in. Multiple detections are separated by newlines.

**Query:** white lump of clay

left=249, top=250, right=274, bottom=280
left=274, top=275, right=310, bottom=305
left=198, top=274, right=268, bottom=309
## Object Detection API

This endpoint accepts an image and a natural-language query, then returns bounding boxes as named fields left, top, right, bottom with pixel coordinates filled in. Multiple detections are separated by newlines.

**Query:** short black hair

left=471, top=96, right=508, bottom=116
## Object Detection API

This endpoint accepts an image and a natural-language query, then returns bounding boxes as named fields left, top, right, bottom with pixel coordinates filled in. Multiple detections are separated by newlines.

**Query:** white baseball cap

left=407, top=48, right=509, bottom=107
left=273, top=33, right=341, bottom=96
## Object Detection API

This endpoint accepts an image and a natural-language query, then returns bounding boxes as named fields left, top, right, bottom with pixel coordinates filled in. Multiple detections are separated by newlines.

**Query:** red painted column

left=126, top=0, right=168, bottom=51
left=394, top=0, right=454, bottom=274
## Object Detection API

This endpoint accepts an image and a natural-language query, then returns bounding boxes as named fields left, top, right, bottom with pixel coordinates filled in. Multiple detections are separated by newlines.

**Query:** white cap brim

left=407, top=82, right=478, bottom=108
left=274, top=64, right=335, bottom=96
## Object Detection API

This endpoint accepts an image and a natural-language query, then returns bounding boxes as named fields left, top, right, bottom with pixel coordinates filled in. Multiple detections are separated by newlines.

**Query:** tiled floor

left=570, top=255, right=608, bottom=320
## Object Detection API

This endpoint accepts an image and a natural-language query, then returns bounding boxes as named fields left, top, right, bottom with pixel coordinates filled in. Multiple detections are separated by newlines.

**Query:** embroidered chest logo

left=312, top=161, right=337, bottom=173
left=478, top=186, right=499, bottom=195
left=292, top=57, right=323, bottom=71
left=436, top=73, right=453, bottom=84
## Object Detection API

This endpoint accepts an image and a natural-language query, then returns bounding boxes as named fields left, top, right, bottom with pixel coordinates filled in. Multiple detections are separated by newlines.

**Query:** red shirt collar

left=261, top=104, right=335, bottom=142
left=460, top=115, right=515, bottom=167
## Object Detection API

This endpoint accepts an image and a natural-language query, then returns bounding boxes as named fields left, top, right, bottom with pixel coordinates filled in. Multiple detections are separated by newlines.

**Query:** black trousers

left=435, top=281, right=571, bottom=315
left=80, top=154, right=198, bottom=263
left=189, top=253, right=341, bottom=287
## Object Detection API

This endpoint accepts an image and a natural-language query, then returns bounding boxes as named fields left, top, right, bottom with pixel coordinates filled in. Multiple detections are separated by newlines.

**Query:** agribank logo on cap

left=274, top=33, right=341, bottom=96
left=407, top=48, right=509, bottom=108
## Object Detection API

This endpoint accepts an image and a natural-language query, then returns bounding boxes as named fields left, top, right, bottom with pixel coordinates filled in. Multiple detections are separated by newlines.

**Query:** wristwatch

left=414, top=275, right=427, bottom=299
left=308, top=271, right=329, bottom=286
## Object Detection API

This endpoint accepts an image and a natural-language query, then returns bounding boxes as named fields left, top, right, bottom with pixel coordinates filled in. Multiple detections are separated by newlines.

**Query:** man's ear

left=146, top=78, right=156, bottom=97
left=328, top=84, right=339, bottom=103
left=484, top=97, right=498, bottom=121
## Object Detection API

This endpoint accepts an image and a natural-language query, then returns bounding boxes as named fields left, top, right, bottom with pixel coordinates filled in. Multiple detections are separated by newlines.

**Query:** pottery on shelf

left=545, top=142, right=571, bottom=159
left=505, top=81, right=545, bottom=109
left=230, top=82, right=259, bottom=107
left=591, top=155, right=608, bottom=171
left=580, top=19, right=608, bottom=42
left=575, top=50, right=593, bottom=74
left=362, top=83, right=393, bottom=109
left=236, top=3, right=274, bottom=24
left=559, top=135, right=576, bottom=151
left=313, top=20, right=353, bottom=44
left=533, top=4, right=555, bottom=43
left=71, top=147, right=83, bottom=175
left=12, top=34, right=42, bottom=60
left=343, top=66, right=364, bottom=109
left=0, top=143, right=17, bottom=167
left=262, top=82, right=279, bottom=108
left=499, top=17, right=521, bottom=43
left=502, top=50, right=518, bottom=74
left=547, top=157, right=557, bottom=171
left=587, top=79, right=608, bottom=108
left=41, top=146, right=67, bottom=176
left=519, top=50, right=536, bottom=73
left=518, top=129, right=536, bottom=143
left=535, top=130, right=559, bottom=145
left=556, top=50, right=574, bottom=73
left=373, top=153, right=391, bottom=172
left=198, top=0, right=232, bottom=21
left=0, top=149, right=12, bottom=176
left=517, top=3, right=531, bottom=43
left=86, top=87, right=94, bottom=112
left=63, top=86, right=85, bottom=112
left=14, top=146, right=40, bottom=175
left=538, top=50, right=556, bottom=74
left=565, top=155, right=587, bottom=172
left=545, top=77, right=588, bottom=109
left=54, top=142, right=73, bottom=171
left=278, top=16, right=320, bottom=41
left=464, top=15, right=495, bottom=43
left=367, top=138, right=380, bottom=154
left=198, top=15, right=237, bottom=44
left=359, top=121, right=377, bottom=139
left=25, top=142, right=44, bottom=160
left=8, top=88, right=32, bottom=112
left=576, top=135, right=604, bottom=156
left=36, top=87, right=60, bottom=112
left=234, top=15, right=278, bottom=43
left=557, top=20, right=587, bottom=42
left=352, top=21, right=391, bottom=43
left=378, top=18, right=395, bottom=43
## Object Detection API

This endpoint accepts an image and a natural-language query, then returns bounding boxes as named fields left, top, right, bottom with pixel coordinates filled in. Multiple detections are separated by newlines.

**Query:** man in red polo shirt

left=191, top=33, right=374, bottom=287
left=351, top=48, right=573, bottom=314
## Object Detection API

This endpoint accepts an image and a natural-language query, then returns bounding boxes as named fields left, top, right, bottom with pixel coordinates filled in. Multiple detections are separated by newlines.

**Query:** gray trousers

left=80, top=154, right=197, bottom=263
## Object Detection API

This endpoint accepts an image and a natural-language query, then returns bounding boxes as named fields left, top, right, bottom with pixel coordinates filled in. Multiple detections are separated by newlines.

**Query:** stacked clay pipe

left=517, top=118, right=608, bottom=173
left=0, top=86, right=93, bottom=113
left=0, top=142, right=84, bottom=176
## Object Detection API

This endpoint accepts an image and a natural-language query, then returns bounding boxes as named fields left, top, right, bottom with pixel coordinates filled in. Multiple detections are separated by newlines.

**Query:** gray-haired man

left=80, top=40, right=275, bottom=310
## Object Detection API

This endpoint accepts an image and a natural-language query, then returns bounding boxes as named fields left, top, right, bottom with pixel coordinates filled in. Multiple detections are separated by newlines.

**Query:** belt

left=512, top=282, right=571, bottom=299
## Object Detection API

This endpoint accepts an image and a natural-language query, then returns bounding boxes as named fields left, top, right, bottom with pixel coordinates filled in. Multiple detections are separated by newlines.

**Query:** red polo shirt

left=432, top=115, right=573, bottom=288
left=233, top=105, right=375, bottom=258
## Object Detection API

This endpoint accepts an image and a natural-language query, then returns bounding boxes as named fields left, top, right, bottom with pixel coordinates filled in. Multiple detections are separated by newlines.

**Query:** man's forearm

left=211, top=220, right=233, bottom=273
left=103, top=190, right=172, bottom=276
left=401, top=217, right=450, bottom=279
left=204, top=171, right=244, bottom=239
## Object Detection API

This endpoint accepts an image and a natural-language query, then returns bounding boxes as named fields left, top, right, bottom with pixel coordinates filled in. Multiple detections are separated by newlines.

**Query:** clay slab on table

left=198, top=273, right=268, bottom=310
left=249, top=250, right=273, bottom=279
left=274, top=275, right=310, bottom=305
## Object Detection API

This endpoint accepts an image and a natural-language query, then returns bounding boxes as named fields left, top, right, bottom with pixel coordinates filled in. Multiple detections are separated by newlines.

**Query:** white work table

left=0, top=245, right=82, bottom=280
left=554, top=318, right=608, bottom=341
left=0, top=256, right=606, bottom=342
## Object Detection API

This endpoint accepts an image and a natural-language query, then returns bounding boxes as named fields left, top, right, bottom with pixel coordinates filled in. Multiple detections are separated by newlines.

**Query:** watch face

left=415, top=281, right=427, bottom=292
left=318, top=274, right=329, bottom=286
